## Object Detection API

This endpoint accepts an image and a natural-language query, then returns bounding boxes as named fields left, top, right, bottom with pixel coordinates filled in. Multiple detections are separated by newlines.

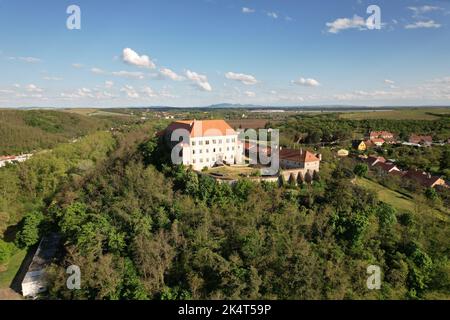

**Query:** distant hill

left=0, top=109, right=129, bottom=155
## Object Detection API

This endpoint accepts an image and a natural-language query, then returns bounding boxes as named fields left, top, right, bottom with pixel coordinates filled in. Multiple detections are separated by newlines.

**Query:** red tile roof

left=165, top=120, right=237, bottom=137
left=370, top=131, right=394, bottom=139
left=404, top=170, right=445, bottom=188
left=279, top=148, right=320, bottom=163
left=409, top=134, right=432, bottom=144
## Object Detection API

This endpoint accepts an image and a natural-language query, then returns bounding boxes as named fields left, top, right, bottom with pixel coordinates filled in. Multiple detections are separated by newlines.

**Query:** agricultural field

left=339, top=108, right=450, bottom=120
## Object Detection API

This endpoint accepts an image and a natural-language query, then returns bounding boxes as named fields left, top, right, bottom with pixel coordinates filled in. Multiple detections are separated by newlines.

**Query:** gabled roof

left=404, top=170, right=444, bottom=188
left=165, top=120, right=237, bottom=137
left=371, top=138, right=385, bottom=144
left=409, top=134, right=433, bottom=144
left=279, top=148, right=320, bottom=163
left=374, top=162, right=399, bottom=173
left=366, top=156, right=386, bottom=166
left=370, top=131, right=394, bottom=138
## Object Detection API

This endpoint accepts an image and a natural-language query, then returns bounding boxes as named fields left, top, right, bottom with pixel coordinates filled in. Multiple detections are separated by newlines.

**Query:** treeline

left=0, top=130, right=117, bottom=266
left=0, top=109, right=131, bottom=155
left=274, top=113, right=450, bottom=146
left=38, top=132, right=449, bottom=300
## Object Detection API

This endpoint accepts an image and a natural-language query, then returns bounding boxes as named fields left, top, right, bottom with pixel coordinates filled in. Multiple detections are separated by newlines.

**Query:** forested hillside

left=20, top=124, right=445, bottom=300
left=0, top=109, right=132, bottom=155
left=1, top=115, right=449, bottom=300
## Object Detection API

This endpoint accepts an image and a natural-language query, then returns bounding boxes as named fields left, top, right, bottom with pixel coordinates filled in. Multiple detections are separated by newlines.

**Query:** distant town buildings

left=370, top=131, right=395, bottom=143
left=0, top=154, right=33, bottom=168
left=409, top=134, right=433, bottom=147
left=360, top=155, right=447, bottom=189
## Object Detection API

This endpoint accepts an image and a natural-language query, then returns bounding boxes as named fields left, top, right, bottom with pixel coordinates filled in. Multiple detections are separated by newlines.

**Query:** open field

left=227, top=119, right=270, bottom=129
left=339, top=108, right=450, bottom=120
left=64, top=108, right=133, bottom=118
left=0, top=249, right=26, bottom=289
left=355, top=178, right=449, bottom=222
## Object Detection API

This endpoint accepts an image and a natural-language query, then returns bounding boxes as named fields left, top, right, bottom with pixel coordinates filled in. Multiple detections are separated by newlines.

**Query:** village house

left=0, top=154, right=33, bottom=168
left=163, top=120, right=243, bottom=171
left=404, top=170, right=447, bottom=189
left=409, top=134, right=433, bottom=147
left=279, top=147, right=320, bottom=171
left=337, top=149, right=349, bottom=157
left=371, top=138, right=385, bottom=147
left=353, top=140, right=367, bottom=151
left=370, top=131, right=395, bottom=143
left=365, top=156, right=387, bottom=167
left=373, top=162, right=401, bottom=174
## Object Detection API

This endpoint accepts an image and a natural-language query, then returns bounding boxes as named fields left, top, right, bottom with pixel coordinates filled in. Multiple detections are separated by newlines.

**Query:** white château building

left=163, top=120, right=243, bottom=170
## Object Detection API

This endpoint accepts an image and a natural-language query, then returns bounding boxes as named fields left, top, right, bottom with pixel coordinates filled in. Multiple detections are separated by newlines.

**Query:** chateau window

left=192, top=141, right=196, bottom=146
left=232, top=138, right=235, bottom=142
left=206, top=158, right=209, bottom=162
left=227, top=147, right=230, bottom=151
left=200, top=158, right=203, bottom=163
left=212, top=140, right=216, bottom=144
left=219, top=148, right=222, bottom=152
left=193, top=150, right=196, bottom=154
left=199, top=150, right=203, bottom=154
left=213, top=148, right=216, bottom=152
left=219, top=139, right=222, bottom=144
left=206, top=149, right=209, bottom=153
left=226, top=139, right=230, bottom=143
left=193, top=159, right=196, bottom=164
left=199, top=141, right=203, bottom=145
left=232, top=146, right=235, bottom=151
left=206, top=140, right=210, bottom=145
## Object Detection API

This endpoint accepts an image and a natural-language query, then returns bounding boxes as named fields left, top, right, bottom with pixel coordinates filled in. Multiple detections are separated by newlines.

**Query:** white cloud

left=111, top=70, right=145, bottom=79
left=408, top=6, right=442, bottom=17
left=267, top=12, right=278, bottom=19
left=225, top=72, right=258, bottom=85
left=242, top=7, right=255, bottom=14
left=122, top=48, right=156, bottom=69
left=384, top=79, right=395, bottom=84
left=244, top=91, right=256, bottom=97
left=72, top=63, right=84, bottom=69
left=120, top=85, right=140, bottom=98
left=159, top=68, right=184, bottom=81
left=105, top=81, right=114, bottom=88
left=26, top=84, right=43, bottom=93
left=292, top=77, right=321, bottom=87
left=141, top=86, right=158, bottom=98
left=326, top=15, right=366, bottom=33
left=405, top=20, right=441, bottom=29
left=91, top=67, right=105, bottom=74
left=185, top=70, right=212, bottom=92
left=43, top=76, right=63, bottom=81
left=9, top=56, right=42, bottom=63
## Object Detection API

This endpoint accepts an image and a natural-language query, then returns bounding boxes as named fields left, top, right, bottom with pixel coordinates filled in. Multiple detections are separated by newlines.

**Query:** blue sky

left=0, top=0, right=449, bottom=108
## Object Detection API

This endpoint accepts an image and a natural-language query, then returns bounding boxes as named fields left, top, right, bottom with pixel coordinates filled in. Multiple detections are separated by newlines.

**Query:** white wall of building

left=182, top=135, right=243, bottom=170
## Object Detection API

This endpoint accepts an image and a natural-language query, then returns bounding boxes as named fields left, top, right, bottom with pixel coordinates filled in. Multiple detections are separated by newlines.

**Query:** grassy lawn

left=0, top=249, right=26, bottom=289
left=207, top=166, right=260, bottom=180
left=355, top=178, right=449, bottom=222
left=340, top=108, right=450, bottom=120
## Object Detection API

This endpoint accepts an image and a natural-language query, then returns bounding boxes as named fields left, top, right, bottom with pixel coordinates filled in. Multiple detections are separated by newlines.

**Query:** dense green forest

left=1, top=111, right=449, bottom=300
left=0, top=109, right=132, bottom=155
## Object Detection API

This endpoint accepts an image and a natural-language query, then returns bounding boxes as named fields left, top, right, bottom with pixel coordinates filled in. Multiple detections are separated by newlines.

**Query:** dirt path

left=0, top=288, right=22, bottom=300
